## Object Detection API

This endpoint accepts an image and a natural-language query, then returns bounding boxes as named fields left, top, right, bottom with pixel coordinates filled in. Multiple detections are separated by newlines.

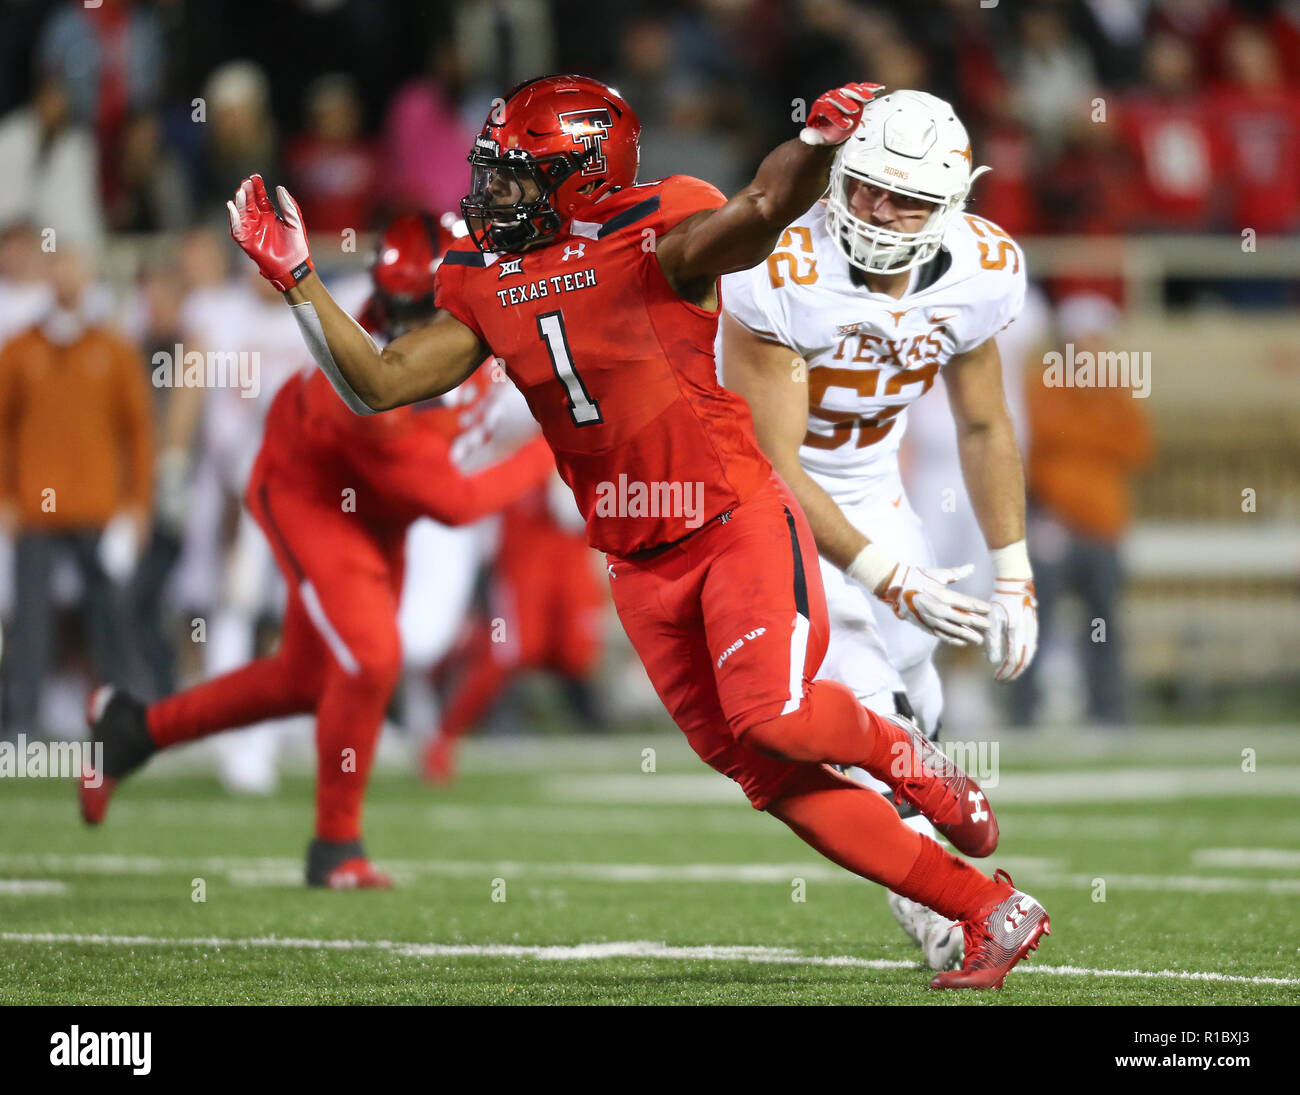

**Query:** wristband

left=269, top=256, right=314, bottom=293
left=846, top=542, right=898, bottom=595
left=990, top=539, right=1032, bottom=580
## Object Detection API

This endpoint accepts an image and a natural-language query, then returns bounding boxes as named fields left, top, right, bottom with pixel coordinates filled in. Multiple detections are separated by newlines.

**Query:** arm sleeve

left=355, top=432, right=555, bottom=527
left=289, top=300, right=381, bottom=416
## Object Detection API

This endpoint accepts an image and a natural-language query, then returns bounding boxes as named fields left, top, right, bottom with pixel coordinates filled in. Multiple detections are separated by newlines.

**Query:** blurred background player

left=80, top=213, right=554, bottom=888
left=721, top=90, right=1036, bottom=969
left=1010, top=292, right=1152, bottom=729
left=422, top=475, right=607, bottom=784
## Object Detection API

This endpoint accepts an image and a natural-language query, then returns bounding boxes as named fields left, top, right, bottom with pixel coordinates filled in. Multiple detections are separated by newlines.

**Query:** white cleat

left=888, top=890, right=964, bottom=971
left=919, top=912, right=964, bottom=971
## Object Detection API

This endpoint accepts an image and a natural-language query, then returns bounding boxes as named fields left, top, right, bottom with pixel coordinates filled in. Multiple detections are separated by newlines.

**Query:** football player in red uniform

left=80, top=214, right=555, bottom=889
left=223, top=76, right=1049, bottom=986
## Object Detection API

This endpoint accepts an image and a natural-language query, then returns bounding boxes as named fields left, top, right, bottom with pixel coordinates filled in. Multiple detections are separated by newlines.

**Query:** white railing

left=1021, top=235, right=1300, bottom=315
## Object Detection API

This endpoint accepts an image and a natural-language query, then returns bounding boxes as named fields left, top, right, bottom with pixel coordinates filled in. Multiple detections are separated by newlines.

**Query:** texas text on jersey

left=722, top=204, right=1026, bottom=506
left=435, top=174, right=773, bottom=556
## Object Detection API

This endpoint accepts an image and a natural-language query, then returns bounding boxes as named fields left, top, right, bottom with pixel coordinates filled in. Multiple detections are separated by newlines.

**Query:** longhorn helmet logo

left=559, top=108, right=614, bottom=177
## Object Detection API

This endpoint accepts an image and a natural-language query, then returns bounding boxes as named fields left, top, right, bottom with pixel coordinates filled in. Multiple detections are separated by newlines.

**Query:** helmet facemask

left=824, top=89, right=990, bottom=276
left=461, top=147, right=587, bottom=254
left=825, top=162, right=988, bottom=276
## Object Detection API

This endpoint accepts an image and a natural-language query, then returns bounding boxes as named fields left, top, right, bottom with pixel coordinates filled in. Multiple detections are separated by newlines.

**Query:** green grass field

left=2, top=725, right=1298, bottom=1005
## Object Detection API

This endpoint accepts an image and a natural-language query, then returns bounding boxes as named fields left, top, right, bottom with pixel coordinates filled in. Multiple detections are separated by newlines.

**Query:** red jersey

left=1117, top=93, right=1226, bottom=229
left=257, top=301, right=552, bottom=527
left=1214, top=86, right=1300, bottom=233
left=434, top=175, right=773, bottom=556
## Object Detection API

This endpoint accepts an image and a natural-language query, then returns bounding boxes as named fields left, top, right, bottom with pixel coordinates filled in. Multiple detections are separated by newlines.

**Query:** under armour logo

left=1004, top=900, right=1029, bottom=931
left=968, top=789, right=989, bottom=823
left=497, top=257, right=524, bottom=279
left=607, top=562, right=617, bottom=578
left=562, top=242, right=586, bottom=262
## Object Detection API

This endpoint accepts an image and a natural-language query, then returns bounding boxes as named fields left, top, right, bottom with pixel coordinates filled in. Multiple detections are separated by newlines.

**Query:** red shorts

left=607, top=474, right=828, bottom=810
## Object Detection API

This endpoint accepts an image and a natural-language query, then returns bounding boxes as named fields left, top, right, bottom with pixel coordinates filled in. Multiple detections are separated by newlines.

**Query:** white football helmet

left=825, top=90, right=990, bottom=275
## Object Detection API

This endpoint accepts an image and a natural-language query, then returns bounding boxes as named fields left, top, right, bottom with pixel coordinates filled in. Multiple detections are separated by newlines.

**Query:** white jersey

left=722, top=203, right=1026, bottom=507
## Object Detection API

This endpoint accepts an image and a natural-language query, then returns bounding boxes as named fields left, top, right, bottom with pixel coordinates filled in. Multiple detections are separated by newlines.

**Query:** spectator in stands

left=111, top=110, right=192, bottom=233
left=965, top=88, right=1040, bottom=237
left=1012, top=2, right=1100, bottom=160
left=617, top=18, right=747, bottom=195
left=382, top=42, right=475, bottom=218
left=196, top=61, right=280, bottom=225
left=0, top=78, right=104, bottom=248
left=1214, top=23, right=1300, bottom=235
left=36, top=0, right=164, bottom=216
left=0, top=224, right=52, bottom=346
left=285, top=75, right=381, bottom=239
left=1010, top=294, right=1153, bottom=729
left=1117, top=32, right=1226, bottom=231
left=0, top=247, right=153, bottom=741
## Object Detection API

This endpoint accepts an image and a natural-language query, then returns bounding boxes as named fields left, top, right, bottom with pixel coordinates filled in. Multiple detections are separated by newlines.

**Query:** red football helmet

left=461, top=74, right=641, bottom=253
left=368, top=212, right=457, bottom=338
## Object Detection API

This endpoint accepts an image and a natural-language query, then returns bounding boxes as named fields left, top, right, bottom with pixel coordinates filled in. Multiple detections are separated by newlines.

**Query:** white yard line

left=1, top=931, right=1296, bottom=987
left=3, top=852, right=1299, bottom=894
left=0, top=880, right=68, bottom=896
left=0, top=851, right=1057, bottom=886
left=1192, top=848, right=1300, bottom=870
left=542, top=767, right=1300, bottom=805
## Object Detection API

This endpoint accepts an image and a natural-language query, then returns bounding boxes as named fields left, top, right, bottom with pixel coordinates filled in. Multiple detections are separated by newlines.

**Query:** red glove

left=799, top=82, right=885, bottom=146
left=226, top=174, right=314, bottom=291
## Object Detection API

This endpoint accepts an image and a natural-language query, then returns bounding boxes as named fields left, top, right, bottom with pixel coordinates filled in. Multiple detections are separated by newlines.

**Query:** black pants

left=1, top=529, right=129, bottom=738
left=125, top=528, right=182, bottom=699
left=1008, top=529, right=1128, bottom=727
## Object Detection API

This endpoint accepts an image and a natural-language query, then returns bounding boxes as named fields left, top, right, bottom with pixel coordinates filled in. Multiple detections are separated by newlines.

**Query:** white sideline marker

left=1, top=932, right=1297, bottom=987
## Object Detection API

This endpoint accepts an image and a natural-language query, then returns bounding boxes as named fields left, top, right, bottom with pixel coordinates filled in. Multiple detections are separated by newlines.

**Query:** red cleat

left=930, top=870, right=1050, bottom=990
left=321, top=858, right=394, bottom=890
left=884, top=714, right=999, bottom=857
left=305, top=838, right=393, bottom=889
left=80, top=686, right=154, bottom=826
left=79, top=772, right=121, bottom=826
left=421, top=733, right=458, bottom=786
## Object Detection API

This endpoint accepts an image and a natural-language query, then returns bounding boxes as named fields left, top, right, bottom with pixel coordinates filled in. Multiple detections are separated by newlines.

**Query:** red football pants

left=607, top=474, right=1007, bottom=918
left=608, top=474, right=839, bottom=810
left=148, top=462, right=405, bottom=842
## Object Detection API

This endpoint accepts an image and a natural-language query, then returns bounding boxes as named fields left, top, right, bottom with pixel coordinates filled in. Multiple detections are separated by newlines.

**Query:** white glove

left=848, top=544, right=991, bottom=646
left=154, top=447, right=191, bottom=535
left=98, top=511, right=142, bottom=585
left=986, top=540, right=1038, bottom=681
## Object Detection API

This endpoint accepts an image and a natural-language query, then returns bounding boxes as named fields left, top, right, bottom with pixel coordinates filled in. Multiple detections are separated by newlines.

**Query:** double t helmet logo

left=559, top=108, right=614, bottom=177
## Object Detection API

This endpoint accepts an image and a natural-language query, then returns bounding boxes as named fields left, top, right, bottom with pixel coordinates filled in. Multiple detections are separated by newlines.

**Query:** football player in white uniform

left=720, top=90, right=1038, bottom=970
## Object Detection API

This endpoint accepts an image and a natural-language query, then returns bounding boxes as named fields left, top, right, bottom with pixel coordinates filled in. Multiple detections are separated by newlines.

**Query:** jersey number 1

left=537, top=310, right=602, bottom=426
